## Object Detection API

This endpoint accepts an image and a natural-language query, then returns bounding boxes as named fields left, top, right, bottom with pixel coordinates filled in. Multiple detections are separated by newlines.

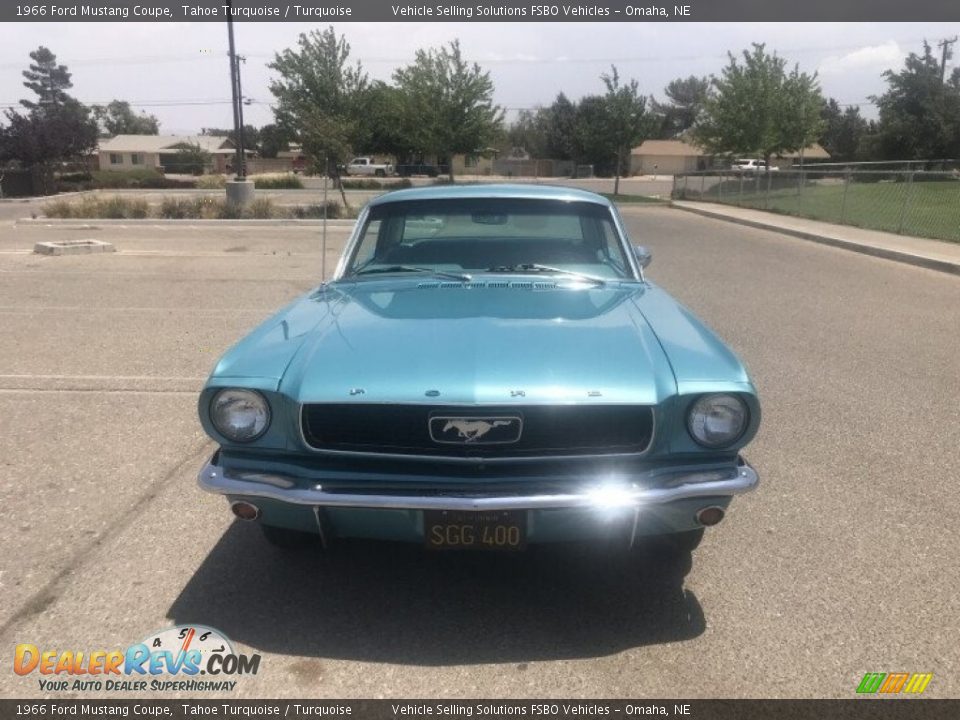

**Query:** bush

left=43, top=195, right=357, bottom=220
left=159, top=197, right=198, bottom=219
left=43, top=199, right=75, bottom=218
left=195, top=174, right=227, bottom=189
left=92, top=169, right=196, bottom=189
left=340, top=178, right=382, bottom=190
left=340, top=178, right=413, bottom=190
left=45, top=196, right=148, bottom=219
left=57, top=171, right=92, bottom=184
left=251, top=173, right=303, bottom=189
left=164, top=143, right=212, bottom=175
left=247, top=198, right=276, bottom=219
left=290, top=201, right=345, bottom=219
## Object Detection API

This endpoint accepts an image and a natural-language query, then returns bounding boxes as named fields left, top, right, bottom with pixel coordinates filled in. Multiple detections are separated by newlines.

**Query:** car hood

left=209, top=279, right=754, bottom=405
left=251, top=281, right=676, bottom=405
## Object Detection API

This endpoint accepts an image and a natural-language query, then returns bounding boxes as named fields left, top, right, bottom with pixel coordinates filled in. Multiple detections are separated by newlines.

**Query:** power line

left=0, top=38, right=935, bottom=71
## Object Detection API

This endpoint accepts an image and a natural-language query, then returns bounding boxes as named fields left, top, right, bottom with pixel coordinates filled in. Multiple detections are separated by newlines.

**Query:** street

left=1, top=204, right=957, bottom=698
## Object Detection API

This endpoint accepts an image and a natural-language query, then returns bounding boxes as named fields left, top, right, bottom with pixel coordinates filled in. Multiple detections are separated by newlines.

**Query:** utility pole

left=235, top=55, right=247, bottom=178
left=937, top=36, right=957, bottom=83
left=225, top=0, right=243, bottom=180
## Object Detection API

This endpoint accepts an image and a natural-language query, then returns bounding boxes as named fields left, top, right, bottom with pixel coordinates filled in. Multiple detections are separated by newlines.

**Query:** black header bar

left=3, top=0, right=960, bottom=23
left=2, top=700, right=960, bottom=719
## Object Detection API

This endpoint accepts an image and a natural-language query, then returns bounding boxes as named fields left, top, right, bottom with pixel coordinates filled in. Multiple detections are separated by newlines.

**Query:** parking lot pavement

left=2, top=206, right=958, bottom=698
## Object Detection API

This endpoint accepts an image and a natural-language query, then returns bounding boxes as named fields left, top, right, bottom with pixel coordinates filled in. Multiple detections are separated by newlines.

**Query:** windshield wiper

left=485, top=264, right=607, bottom=286
left=352, top=265, right=472, bottom=282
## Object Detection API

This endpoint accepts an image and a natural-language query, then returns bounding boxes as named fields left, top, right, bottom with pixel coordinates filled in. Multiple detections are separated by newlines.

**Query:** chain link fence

left=672, top=164, right=960, bottom=243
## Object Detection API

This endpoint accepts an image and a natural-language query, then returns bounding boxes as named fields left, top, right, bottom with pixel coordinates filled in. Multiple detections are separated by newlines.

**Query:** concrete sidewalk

left=671, top=200, right=960, bottom=276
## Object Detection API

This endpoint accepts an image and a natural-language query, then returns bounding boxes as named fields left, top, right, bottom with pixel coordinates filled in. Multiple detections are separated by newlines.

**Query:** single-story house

left=630, top=139, right=709, bottom=175
left=96, top=135, right=246, bottom=174
left=630, top=139, right=831, bottom=175
left=770, top=143, right=832, bottom=168
left=450, top=150, right=496, bottom=176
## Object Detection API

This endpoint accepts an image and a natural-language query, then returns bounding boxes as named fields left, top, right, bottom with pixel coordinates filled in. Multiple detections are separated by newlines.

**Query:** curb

left=16, top=218, right=357, bottom=228
left=671, top=202, right=960, bottom=277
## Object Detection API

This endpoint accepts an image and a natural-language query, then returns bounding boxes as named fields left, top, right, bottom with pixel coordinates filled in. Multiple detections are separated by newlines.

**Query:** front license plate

left=424, top=510, right=527, bottom=551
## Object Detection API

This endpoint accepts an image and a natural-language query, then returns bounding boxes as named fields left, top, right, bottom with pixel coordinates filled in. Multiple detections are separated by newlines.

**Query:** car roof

left=367, top=183, right=613, bottom=208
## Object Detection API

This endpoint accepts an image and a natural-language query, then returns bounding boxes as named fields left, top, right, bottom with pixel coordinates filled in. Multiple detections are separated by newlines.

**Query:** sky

left=2, top=21, right=958, bottom=135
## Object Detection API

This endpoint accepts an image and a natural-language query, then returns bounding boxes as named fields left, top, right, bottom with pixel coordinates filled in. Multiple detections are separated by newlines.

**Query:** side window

left=595, top=215, right=628, bottom=274
left=351, top=219, right=382, bottom=268
left=130, top=153, right=142, bottom=165
left=109, top=153, right=121, bottom=165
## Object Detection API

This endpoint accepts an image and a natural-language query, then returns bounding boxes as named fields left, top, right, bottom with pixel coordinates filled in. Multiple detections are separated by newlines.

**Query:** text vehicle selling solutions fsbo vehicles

left=197, top=185, right=760, bottom=558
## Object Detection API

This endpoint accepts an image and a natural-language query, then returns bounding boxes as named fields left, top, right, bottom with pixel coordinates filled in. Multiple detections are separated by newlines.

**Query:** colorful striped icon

left=857, top=672, right=933, bottom=694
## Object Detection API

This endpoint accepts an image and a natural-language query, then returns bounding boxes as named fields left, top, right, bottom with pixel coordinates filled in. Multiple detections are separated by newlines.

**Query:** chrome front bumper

left=197, top=455, right=759, bottom=511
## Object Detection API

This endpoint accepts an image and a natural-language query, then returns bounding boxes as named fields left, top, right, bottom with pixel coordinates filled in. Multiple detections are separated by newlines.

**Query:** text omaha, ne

left=392, top=5, right=687, bottom=18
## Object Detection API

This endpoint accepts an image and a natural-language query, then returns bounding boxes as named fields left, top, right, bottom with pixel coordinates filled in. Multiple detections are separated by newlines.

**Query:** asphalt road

left=1, top=206, right=957, bottom=699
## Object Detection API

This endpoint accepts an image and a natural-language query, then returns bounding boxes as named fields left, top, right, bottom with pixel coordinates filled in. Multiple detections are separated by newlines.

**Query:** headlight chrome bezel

left=209, top=388, right=271, bottom=443
left=686, top=393, right=749, bottom=449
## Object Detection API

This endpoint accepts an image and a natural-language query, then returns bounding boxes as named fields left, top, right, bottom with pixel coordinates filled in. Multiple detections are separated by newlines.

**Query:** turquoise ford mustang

left=197, top=184, right=759, bottom=555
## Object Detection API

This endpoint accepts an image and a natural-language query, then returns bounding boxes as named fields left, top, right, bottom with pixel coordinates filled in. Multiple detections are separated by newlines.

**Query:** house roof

left=631, top=138, right=831, bottom=160
left=631, top=139, right=706, bottom=157
left=776, top=143, right=831, bottom=159
left=97, top=135, right=236, bottom=154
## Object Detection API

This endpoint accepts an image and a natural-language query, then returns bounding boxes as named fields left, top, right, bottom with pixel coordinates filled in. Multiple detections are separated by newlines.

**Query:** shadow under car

left=168, top=521, right=706, bottom=666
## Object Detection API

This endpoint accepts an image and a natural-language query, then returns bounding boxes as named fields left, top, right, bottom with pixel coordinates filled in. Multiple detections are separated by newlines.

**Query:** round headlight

left=687, top=394, right=748, bottom=448
left=210, top=389, right=270, bottom=442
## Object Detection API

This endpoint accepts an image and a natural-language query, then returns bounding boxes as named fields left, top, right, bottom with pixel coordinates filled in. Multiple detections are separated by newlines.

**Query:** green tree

left=92, top=100, right=159, bottom=136
left=653, top=75, right=709, bottom=138
left=819, top=98, right=869, bottom=161
left=164, top=143, right=211, bottom=175
left=572, top=95, right=615, bottom=174
left=393, top=40, right=503, bottom=181
left=360, top=81, right=417, bottom=160
left=602, top=66, right=653, bottom=194
left=268, top=26, right=368, bottom=203
left=257, top=123, right=290, bottom=158
left=507, top=94, right=580, bottom=161
left=693, top=44, right=824, bottom=168
left=545, top=93, right=578, bottom=160
left=20, top=46, right=73, bottom=109
left=507, top=109, right=551, bottom=158
left=870, top=42, right=960, bottom=160
left=1, top=48, right=97, bottom=194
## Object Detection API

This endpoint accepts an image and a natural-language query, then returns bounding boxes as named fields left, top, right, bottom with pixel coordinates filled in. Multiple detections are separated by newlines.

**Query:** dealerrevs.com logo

left=14, top=626, right=261, bottom=693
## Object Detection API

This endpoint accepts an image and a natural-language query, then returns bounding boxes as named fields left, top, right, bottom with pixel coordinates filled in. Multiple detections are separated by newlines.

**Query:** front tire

left=260, top=524, right=318, bottom=550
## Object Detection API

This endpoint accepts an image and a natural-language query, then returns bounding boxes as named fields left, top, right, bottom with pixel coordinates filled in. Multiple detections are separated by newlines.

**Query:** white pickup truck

left=731, top=158, right=779, bottom=173
left=344, top=157, right=395, bottom=177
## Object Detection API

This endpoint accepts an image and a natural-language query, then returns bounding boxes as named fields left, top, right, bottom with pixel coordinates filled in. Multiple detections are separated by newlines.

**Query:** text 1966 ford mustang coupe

left=197, top=185, right=760, bottom=556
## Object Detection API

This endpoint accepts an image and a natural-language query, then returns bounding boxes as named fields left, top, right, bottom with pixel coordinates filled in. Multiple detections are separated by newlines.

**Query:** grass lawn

left=688, top=178, right=960, bottom=243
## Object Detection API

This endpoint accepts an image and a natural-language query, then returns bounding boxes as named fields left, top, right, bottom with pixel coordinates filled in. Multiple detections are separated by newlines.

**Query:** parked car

left=197, top=184, right=760, bottom=557
left=344, top=157, right=395, bottom=177
left=731, top=158, right=779, bottom=173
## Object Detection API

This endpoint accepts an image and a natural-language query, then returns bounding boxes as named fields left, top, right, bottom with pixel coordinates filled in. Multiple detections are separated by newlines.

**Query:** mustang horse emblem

left=442, top=419, right=512, bottom=443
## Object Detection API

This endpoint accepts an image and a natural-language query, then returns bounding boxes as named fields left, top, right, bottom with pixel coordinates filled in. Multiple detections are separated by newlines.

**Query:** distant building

left=95, top=135, right=246, bottom=174
left=630, top=139, right=831, bottom=175
left=770, top=144, right=832, bottom=168
left=630, top=139, right=709, bottom=175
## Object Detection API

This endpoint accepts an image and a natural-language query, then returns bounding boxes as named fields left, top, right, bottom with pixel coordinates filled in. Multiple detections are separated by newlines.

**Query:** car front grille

left=301, top=404, right=654, bottom=458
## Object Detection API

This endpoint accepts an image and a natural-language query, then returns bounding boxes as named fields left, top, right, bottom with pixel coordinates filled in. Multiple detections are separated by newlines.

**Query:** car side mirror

left=633, top=245, right=652, bottom=269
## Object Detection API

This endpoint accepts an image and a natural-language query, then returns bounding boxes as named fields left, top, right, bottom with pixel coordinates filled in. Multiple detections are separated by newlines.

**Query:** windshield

left=344, top=198, right=634, bottom=280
